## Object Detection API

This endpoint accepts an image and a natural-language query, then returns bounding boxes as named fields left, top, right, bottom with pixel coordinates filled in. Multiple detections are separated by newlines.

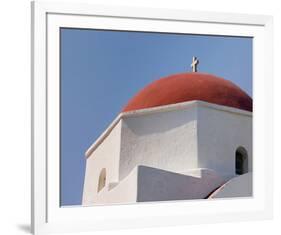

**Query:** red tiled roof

left=122, top=72, right=252, bottom=112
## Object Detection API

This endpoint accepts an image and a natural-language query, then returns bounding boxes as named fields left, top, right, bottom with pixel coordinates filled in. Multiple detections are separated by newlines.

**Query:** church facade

left=82, top=69, right=252, bottom=205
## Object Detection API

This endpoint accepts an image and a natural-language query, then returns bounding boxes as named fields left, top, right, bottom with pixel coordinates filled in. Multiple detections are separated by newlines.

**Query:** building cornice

left=85, top=100, right=252, bottom=158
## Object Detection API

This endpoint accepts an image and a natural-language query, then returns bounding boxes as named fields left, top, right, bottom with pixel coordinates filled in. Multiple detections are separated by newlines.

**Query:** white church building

left=82, top=61, right=252, bottom=205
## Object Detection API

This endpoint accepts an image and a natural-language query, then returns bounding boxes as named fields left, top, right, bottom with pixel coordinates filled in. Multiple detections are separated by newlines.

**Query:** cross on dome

left=191, top=56, right=199, bottom=72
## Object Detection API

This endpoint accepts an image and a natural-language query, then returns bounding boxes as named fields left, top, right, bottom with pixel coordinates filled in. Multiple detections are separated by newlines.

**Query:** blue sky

left=60, top=28, right=252, bottom=206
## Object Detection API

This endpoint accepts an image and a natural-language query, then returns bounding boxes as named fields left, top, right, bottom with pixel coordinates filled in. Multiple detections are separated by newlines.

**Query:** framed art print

left=31, top=2, right=273, bottom=234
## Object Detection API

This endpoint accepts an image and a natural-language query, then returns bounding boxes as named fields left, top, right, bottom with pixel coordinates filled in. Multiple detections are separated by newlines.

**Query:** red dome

left=122, top=72, right=252, bottom=112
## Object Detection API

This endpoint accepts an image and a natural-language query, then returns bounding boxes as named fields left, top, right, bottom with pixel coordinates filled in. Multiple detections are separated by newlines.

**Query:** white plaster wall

left=137, top=166, right=225, bottom=202
left=119, top=108, right=198, bottom=180
left=85, top=166, right=225, bottom=205
left=82, top=120, right=122, bottom=205
left=209, top=172, right=252, bottom=198
left=83, top=102, right=252, bottom=205
left=93, top=166, right=139, bottom=205
left=181, top=168, right=226, bottom=180
left=197, top=105, right=252, bottom=178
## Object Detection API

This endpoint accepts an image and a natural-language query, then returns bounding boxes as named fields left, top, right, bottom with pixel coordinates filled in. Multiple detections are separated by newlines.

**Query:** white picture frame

left=31, top=1, right=273, bottom=234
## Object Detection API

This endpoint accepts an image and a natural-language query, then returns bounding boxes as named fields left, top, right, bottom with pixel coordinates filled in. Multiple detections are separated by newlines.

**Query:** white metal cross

left=190, top=56, right=199, bottom=72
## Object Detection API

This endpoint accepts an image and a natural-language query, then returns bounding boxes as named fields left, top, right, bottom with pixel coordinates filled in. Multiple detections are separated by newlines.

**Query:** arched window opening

left=235, top=147, right=248, bottom=175
left=98, top=168, right=106, bottom=192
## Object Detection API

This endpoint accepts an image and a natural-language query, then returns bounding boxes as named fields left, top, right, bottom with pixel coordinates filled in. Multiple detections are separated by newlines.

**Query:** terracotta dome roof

left=122, top=72, right=252, bottom=112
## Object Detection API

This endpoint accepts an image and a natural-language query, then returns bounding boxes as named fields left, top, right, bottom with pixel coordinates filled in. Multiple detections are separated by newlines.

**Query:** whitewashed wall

left=84, top=165, right=225, bottom=205
left=82, top=121, right=122, bottom=205
left=93, top=166, right=139, bottom=204
left=210, top=172, right=252, bottom=198
left=119, top=107, right=198, bottom=180
left=137, top=166, right=225, bottom=202
left=83, top=101, right=252, bottom=205
left=197, top=104, right=252, bottom=179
